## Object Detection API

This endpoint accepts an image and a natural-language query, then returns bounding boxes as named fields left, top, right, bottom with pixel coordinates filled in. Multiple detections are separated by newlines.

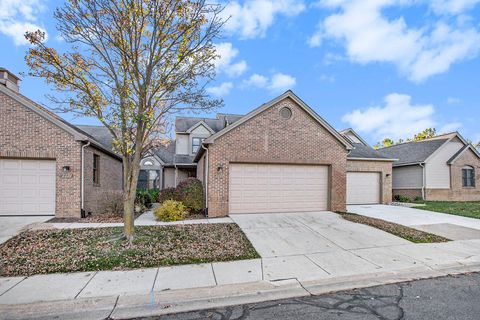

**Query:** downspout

left=420, top=163, right=426, bottom=200
left=174, top=164, right=178, bottom=187
left=201, top=144, right=209, bottom=215
left=81, top=141, right=91, bottom=218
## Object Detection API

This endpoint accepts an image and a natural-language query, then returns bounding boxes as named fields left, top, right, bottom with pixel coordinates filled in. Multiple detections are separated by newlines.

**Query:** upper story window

left=192, top=137, right=204, bottom=154
left=93, top=154, right=100, bottom=184
left=462, top=166, right=475, bottom=188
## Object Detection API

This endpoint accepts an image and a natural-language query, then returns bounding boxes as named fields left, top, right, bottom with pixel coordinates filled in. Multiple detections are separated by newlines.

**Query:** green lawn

left=413, top=201, right=480, bottom=219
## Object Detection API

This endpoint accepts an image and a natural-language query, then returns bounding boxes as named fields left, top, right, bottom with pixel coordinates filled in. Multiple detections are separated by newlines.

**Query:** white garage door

left=347, top=172, right=381, bottom=205
left=0, top=159, right=56, bottom=216
left=229, top=163, right=329, bottom=214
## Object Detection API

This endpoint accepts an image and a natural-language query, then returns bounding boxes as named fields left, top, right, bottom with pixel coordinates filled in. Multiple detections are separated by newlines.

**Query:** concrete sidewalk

left=2, top=239, right=480, bottom=319
left=348, top=204, right=480, bottom=240
left=34, top=211, right=233, bottom=230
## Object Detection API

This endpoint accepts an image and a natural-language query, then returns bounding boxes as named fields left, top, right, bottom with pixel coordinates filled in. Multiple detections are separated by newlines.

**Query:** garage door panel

left=229, top=163, right=329, bottom=214
left=0, top=159, right=56, bottom=216
left=347, top=172, right=380, bottom=205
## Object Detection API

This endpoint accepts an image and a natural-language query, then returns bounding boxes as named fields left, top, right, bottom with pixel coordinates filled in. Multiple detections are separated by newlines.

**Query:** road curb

left=2, top=263, right=480, bottom=319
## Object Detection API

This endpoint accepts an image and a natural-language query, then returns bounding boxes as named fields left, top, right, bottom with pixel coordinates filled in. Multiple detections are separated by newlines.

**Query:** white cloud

left=308, top=29, right=323, bottom=47
left=430, top=0, right=480, bottom=15
left=213, top=43, right=247, bottom=77
left=222, top=0, right=305, bottom=39
left=243, top=72, right=296, bottom=92
left=207, top=82, right=233, bottom=97
left=0, top=0, right=47, bottom=45
left=243, top=74, right=269, bottom=87
left=313, top=0, right=480, bottom=82
left=320, top=74, right=335, bottom=82
left=342, top=93, right=436, bottom=140
left=447, top=96, right=462, bottom=104
left=269, top=73, right=296, bottom=91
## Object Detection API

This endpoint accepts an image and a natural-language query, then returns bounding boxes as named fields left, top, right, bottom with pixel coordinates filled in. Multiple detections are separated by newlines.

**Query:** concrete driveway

left=0, top=216, right=51, bottom=244
left=230, top=211, right=420, bottom=281
left=348, top=205, right=480, bottom=240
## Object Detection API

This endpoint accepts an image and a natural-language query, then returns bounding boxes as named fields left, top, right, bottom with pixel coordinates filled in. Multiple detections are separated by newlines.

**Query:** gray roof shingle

left=348, top=143, right=390, bottom=159
left=378, top=139, right=448, bottom=166
left=175, top=114, right=243, bottom=133
left=75, top=125, right=115, bottom=152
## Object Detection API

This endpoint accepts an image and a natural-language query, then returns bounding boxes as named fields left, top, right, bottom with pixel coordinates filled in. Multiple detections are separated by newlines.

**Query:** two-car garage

left=228, top=163, right=383, bottom=214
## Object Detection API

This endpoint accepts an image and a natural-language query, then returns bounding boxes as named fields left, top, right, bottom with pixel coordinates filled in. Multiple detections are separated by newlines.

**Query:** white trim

left=348, top=157, right=397, bottom=162
left=185, top=121, right=215, bottom=134
left=203, top=91, right=354, bottom=150
left=339, top=128, right=370, bottom=147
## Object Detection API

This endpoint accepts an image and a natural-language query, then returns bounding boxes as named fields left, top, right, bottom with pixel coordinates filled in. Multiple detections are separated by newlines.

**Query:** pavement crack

left=104, top=295, right=119, bottom=320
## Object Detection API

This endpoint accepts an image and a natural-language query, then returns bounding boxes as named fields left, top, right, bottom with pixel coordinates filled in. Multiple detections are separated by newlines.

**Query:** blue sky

left=2, top=0, right=480, bottom=145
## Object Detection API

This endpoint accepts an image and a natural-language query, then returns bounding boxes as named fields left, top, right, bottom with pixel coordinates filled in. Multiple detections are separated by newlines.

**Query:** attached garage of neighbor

left=347, top=172, right=381, bottom=205
left=0, top=159, right=56, bottom=216
left=229, top=163, right=329, bottom=214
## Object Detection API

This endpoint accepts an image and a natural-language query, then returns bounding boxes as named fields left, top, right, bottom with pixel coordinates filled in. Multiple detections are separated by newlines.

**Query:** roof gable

left=185, top=121, right=215, bottom=134
left=339, top=128, right=369, bottom=146
left=448, top=144, right=480, bottom=164
left=203, top=90, right=353, bottom=149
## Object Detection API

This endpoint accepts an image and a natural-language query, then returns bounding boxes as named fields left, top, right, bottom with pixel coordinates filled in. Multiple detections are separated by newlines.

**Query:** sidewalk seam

left=211, top=263, right=218, bottom=286
left=0, top=277, right=27, bottom=297
left=74, top=271, right=98, bottom=299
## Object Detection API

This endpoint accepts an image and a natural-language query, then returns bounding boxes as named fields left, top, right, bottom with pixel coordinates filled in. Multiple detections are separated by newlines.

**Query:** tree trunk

left=123, top=156, right=141, bottom=243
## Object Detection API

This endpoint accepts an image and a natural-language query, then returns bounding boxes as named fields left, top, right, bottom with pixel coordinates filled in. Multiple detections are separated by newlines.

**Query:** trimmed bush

left=394, top=194, right=411, bottom=203
left=176, top=178, right=204, bottom=213
left=98, top=191, right=124, bottom=216
left=154, top=200, right=188, bottom=222
left=414, top=196, right=424, bottom=203
left=158, top=187, right=179, bottom=203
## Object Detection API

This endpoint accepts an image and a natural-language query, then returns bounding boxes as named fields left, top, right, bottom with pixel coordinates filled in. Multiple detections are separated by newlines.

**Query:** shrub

left=158, top=187, right=179, bottom=203
left=176, top=178, right=204, bottom=213
left=154, top=200, right=188, bottom=222
left=98, top=191, right=124, bottom=216
left=136, top=189, right=153, bottom=210
left=394, top=194, right=411, bottom=203
left=414, top=196, right=424, bottom=203
left=148, top=189, right=160, bottom=203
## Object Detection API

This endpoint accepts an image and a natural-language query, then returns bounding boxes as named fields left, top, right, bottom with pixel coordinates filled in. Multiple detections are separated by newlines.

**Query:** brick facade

left=347, top=160, right=393, bottom=204
left=0, top=89, right=123, bottom=218
left=426, top=148, right=480, bottom=201
left=206, top=97, right=348, bottom=217
left=83, top=146, right=124, bottom=214
left=392, top=189, right=423, bottom=201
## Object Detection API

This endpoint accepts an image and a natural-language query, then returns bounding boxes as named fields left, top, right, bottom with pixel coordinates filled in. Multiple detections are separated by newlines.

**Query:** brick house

left=192, top=91, right=395, bottom=217
left=379, top=132, right=480, bottom=201
left=0, top=69, right=123, bottom=218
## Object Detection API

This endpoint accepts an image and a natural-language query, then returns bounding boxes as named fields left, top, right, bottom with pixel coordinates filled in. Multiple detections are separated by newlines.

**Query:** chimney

left=0, top=68, right=20, bottom=93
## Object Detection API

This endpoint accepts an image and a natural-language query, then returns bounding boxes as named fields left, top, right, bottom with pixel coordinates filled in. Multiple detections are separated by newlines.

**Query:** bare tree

left=25, top=0, right=224, bottom=242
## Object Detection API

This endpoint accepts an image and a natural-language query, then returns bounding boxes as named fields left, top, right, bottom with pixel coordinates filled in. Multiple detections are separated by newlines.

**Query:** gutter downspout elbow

left=81, top=141, right=91, bottom=217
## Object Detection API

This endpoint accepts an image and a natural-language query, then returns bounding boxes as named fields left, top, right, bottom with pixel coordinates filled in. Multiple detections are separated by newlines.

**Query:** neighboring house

left=378, top=133, right=480, bottom=201
left=194, top=91, right=395, bottom=217
left=0, top=69, right=123, bottom=218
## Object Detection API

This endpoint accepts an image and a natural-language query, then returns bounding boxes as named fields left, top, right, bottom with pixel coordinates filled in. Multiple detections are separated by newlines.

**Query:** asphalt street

left=127, top=272, right=480, bottom=320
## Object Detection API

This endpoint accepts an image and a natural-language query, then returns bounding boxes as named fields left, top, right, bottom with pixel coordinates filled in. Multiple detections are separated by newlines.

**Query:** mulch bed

left=47, top=212, right=143, bottom=223
left=338, top=212, right=450, bottom=244
left=0, top=224, right=259, bottom=277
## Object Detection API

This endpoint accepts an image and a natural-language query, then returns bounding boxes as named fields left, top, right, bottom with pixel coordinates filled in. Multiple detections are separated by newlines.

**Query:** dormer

left=175, top=119, right=215, bottom=155
left=339, top=128, right=370, bottom=146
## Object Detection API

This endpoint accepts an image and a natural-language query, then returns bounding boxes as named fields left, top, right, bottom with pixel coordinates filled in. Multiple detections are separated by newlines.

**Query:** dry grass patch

left=0, top=224, right=259, bottom=277
left=338, top=212, right=450, bottom=244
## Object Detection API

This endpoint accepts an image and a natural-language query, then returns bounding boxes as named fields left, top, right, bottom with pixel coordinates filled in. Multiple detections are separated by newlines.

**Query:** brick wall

left=426, top=148, right=480, bottom=201
left=0, top=90, right=82, bottom=217
left=392, top=189, right=423, bottom=201
left=347, top=160, right=393, bottom=203
left=206, top=97, right=348, bottom=217
left=83, top=146, right=123, bottom=214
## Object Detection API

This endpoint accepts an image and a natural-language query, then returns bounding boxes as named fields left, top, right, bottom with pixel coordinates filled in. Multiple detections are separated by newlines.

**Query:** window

left=192, top=137, right=204, bottom=154
left=462, top=166, right=475, bottom=188
left=93, top=154, right=100, bottom=184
